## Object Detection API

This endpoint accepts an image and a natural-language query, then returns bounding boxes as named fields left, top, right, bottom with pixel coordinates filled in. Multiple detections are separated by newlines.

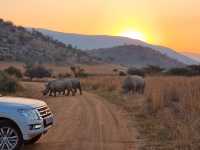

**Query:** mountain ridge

left=37, top=28, right=198, bottom=65
left=182, top=52, right=200, bottom=63
left=0, top=19, right=99, bottom=65
left=88, top=45, right=185, bottom=68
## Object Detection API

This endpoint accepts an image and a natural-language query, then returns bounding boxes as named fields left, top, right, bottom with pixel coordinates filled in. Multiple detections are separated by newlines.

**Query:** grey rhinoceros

left=122, top=75, right=145, bottom=95
left=42, top=79, right=75, bottom=97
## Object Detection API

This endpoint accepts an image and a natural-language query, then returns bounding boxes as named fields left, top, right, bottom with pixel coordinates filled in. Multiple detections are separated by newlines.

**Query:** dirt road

left=23, top=83, right=137, bottom=150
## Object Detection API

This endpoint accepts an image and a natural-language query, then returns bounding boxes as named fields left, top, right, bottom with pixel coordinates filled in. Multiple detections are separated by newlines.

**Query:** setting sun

left=120, top=29, right=147, bottom=42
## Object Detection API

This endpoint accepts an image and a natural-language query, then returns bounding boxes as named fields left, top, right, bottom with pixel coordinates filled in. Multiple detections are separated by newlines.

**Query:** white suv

left=0, top=97, right=54, bottom=150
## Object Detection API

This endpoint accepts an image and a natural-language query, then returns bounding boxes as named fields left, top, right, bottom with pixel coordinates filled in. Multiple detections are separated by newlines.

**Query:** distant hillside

left=0, top=19, right=99, bottom=65
left=37, top=28, right=198, bottom=65
left=88, top=45, right=185, bottom=68
left=182, top=52, right=200, bottom=63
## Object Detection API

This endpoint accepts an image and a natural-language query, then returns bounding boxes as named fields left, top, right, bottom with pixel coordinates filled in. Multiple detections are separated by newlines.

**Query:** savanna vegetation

left=81, top=75, right=200, bottom=150
left=1, top=62, right=200, bottom=149
left=0, top=71, right=21, bottom=93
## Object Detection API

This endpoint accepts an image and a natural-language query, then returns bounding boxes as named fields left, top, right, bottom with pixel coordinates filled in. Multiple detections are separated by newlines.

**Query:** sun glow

left=120, top=29, right=147, bottom=42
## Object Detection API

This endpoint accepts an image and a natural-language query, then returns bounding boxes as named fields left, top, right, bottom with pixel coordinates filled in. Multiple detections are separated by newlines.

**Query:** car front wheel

left=0, top=120, right=23, bottom=150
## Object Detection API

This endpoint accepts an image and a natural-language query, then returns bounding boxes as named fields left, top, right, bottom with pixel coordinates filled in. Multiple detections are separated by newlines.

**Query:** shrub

left=165, top=67, right=193, bottom=76
left=58, top=72, right=72, bottom=79
left=78, top=71, right=91, bottom=78
left=70, top=66, right=91, bottom=78
left=70, top=66, right=77, bottom=77
left=67, top=44, right=73, bottom=49
left=188, top=65, right=200, bottom=75
left=0, top=71, right=20, bottom=93
left=113, top=69, right=118, bottom=73
left=143, top=65, right=164, bottom=75
left=127, top=67, right=145, bottom=77
left=119, top=71, right=126, bottom=76
left=4, top=66, right=23, bottom=78
left=24, top=65, right=51, bottom=80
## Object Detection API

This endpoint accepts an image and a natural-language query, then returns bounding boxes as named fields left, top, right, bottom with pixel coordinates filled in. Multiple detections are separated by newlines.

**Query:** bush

left=58, top=72, right=72, bottom=79
left=70, top=66, right=91, bottom=78
left=113, top=69, right=118, bottom=73
left=119, top=71, right=126, bottom=76
left=78, top=71, right=92, bottom=78
left=0, top=71, right=19, bottom=93
left=4, top=66, right=23, bottom=78
left=143, top=65, right=164, bottom=75
left=188, top=65, right=200, bottom=75
left=127, top=67, right=145, bottom=77
left=165, top=67, right=194, bottom=76
left=24, top=65, right=51, bottom=80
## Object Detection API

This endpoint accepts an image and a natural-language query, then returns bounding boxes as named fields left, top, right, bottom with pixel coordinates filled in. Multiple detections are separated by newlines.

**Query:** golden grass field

left=82, top=75, right=200, bottom=149
left=144, top=77, right=200, bottom=149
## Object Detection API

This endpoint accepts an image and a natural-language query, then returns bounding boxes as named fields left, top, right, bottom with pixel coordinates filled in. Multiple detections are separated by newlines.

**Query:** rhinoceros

left=43, top=79, right=75, bottom=97
left=70, top=78, right=82, bottom=95
left=122, top=75, right=145, bottom=95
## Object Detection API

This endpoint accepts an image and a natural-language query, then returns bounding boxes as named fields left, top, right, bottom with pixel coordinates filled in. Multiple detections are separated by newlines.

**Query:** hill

left=182, top=52, right=200, bottom=63
left=88, top=45, right=185, bottom=68
left=0, top=19, right=99, bottom=65
left=37, top=28, right=198, bottom=65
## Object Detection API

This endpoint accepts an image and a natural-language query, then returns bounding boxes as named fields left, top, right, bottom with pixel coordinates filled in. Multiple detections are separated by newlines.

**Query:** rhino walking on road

left=43, top=78, right=82, bottom=96
left=71, top=78, right=82, bottom=95
left=43, top=79, right=75, bottom=97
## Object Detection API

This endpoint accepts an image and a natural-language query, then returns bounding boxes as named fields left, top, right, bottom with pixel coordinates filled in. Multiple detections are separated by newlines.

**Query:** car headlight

left=18, top=108, right=41, bottom=121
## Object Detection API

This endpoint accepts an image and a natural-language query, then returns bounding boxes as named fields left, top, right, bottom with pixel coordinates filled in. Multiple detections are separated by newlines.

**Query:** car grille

left=37, top=105, right=52, bottom=119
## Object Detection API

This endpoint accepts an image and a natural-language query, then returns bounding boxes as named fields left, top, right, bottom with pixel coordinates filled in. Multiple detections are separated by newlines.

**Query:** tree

left=24, top=65, right=51, bottom=80
left=4, top=66, right=23, bottom=78
left=119, top=71, right=126, bottom=76
left=0, top=71, right=19, bottom=93
left=67, top=44, right=73, bottom=49
left=165, top=67, right=192, bottom=76
left=70, top=66, right=77, bottom=77
left=188, top=65, right=200, bottom=75
left=127, top=67, right=145, bottom=77
left=70, top=66, right=88, bottom=78
left=113, top=69, right=118, bottom=73
left=143, top=65, right=164, bottom=75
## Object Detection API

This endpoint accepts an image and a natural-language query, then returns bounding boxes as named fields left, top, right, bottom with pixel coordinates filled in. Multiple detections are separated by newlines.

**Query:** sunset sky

left=0, top=0, right=200, bottom=53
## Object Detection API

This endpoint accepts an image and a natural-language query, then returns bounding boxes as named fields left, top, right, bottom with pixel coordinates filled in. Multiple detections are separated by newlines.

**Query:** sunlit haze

left=119, top=29, right=147, bottom=42
left=0, top=0, right=200, bottom=53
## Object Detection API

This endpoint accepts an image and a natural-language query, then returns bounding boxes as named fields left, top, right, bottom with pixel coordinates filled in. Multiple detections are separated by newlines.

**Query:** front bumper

left=22, top=115, right=54, bottom=140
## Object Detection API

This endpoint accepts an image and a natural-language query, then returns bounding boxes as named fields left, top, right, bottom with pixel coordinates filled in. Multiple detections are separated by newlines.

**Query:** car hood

left=0, top=97, right=46, bottom=108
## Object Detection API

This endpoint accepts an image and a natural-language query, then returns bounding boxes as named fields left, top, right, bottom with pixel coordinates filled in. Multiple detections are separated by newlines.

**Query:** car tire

left=24, top=134, right=42, bottom=145
left=0, top=120, right=23, bottom=150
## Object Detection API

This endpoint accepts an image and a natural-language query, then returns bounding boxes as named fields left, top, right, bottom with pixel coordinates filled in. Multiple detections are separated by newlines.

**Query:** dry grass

left=81, top=76, right=123, bottom=91
left=81, top=75, right=200, bottom=149
left=144, top=76, right=200, bottom=149
left=0, top=62, right=125, bottom=76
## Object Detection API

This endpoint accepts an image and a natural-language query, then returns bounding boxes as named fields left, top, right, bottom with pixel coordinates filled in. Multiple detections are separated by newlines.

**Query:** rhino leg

left=71, top=89, right=76, bottom=96
left=49, top=90, right=53, bottom=96
left=66, top=89, right=70, bottom=96
left=62, top=90, right=65, bottom=95
left=74, top=88, right=77, bottom=94
left=78, top=86, right=82, bottom=95
left=53, top=90, right=57, bottom=97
